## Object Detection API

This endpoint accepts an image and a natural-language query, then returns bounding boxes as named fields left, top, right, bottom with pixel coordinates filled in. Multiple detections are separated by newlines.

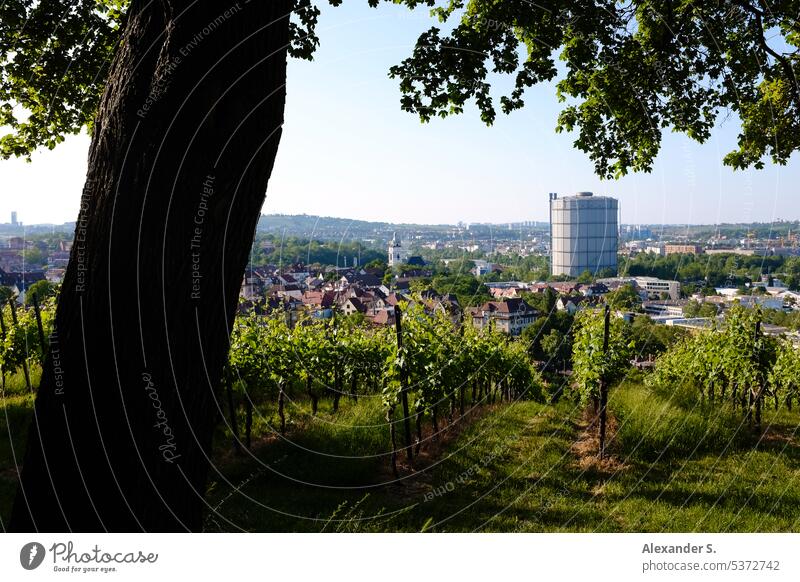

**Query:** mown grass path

left=3, top=384, right=798, bottom=532
left=205, top=390, right=800, bottom=532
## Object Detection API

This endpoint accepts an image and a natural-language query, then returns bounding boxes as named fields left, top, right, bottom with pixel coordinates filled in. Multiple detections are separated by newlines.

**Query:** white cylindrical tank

left=550, top=192, right=618, bottom=277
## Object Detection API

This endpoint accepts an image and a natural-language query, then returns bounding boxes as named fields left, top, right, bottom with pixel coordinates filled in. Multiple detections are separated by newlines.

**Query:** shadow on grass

left=0, top=392, right=35, bottom=528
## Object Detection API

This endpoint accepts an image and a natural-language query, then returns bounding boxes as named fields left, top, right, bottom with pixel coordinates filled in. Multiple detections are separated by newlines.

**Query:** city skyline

left=1, top=2, right=798, bottom=227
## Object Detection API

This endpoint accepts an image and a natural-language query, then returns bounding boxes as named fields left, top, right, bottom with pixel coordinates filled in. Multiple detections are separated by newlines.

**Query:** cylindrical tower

left=550, top=192, right=618, bottom=277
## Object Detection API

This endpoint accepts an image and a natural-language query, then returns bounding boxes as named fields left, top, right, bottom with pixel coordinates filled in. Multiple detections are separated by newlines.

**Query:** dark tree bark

left=10, top=0, right=293, bottom=532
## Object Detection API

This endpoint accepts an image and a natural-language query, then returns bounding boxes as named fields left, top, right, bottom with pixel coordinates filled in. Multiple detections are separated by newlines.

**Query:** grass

left=609, top=379, right=750, bottom=461
left=206, top=384, right=800, bottom=532
left=0, top=389, right=34, bottom=529
left=2, top=375, right=799, bottom=532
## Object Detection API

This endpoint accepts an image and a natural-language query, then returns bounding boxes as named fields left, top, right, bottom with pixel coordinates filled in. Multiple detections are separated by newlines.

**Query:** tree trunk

left=10, top=0, right=292, bottom=532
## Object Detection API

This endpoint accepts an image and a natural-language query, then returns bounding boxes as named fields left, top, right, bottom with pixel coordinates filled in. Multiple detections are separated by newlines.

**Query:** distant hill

left=257, top=213, right=459, bottom=242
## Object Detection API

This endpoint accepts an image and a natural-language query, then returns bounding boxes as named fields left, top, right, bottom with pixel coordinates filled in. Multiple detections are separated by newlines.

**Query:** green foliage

left=647, top=305, right=796, bottom=414
left=430, top=272, right=491, bottom=306
left=6, top=1, right=798, bottom=176
left=0, top=0, right=123, bottom=158
left=24, top=280, right=57, bottom=306
left=628, top=314, right=687, bottom=360
left=226, top=301, right=544, bottom=432
left=571, top=308, right=632, bottom=403
left=390, top=0, right=800, bottom=177
left=683, top=300, right=720, bottom=318
left=623, top=252, right=795, bottom=288
left=252, top=234, right=383, bottom=268
left=605, top=284, right=641, bottom=310
left=0, top=300, right=55, bottom=388
left=521, top=308, right=573, bottom=368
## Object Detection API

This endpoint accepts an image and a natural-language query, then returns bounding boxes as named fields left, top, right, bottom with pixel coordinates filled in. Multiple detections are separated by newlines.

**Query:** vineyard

left=224, top=302, right=544, bottom=473
left=2, top=296, right=800, bottom=532
left=647, top=305, right=800, bottom=427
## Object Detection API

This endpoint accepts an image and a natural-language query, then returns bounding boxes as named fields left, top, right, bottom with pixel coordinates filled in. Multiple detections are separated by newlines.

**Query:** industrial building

left=549, top=192, right=619, bottom=277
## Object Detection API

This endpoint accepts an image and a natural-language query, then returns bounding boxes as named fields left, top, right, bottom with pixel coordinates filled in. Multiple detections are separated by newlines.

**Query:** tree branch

left=733, top=0, right=800, bottom=109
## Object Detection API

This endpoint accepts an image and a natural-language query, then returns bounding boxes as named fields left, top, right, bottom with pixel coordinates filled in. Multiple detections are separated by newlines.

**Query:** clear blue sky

left=1, top=2, right=797, bottom=226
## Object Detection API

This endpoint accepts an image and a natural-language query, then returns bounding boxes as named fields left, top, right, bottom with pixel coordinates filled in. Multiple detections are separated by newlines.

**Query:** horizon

left=3, top=210, right=800, bottom=231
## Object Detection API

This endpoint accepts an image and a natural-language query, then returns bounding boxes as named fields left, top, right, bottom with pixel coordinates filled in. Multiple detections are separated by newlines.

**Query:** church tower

left=388, top=232, right=409, bottom=268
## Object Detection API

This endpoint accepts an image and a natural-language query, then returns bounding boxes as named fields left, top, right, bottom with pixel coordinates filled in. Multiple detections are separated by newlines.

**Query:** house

left=339, top=271, right=382, bottom=289
left=531, top=282, right=582, bottom=295
left=240, top=266, right=274, bottom=300
left=272, top=283, right=303, bottom=300
left=556, top=295, right=592, bottom=315
left=429, top=293, right=461, bottom=325
left=302, top=290, right=337, bottom=309
left=45, top=268, right=66, bottom=284
left=341, top=297, right=367, bottom=316
left=48, top=249, right=71, bottom=267
left=468, top=298, right=538, bottom=335
left=489, top=286, right=522, bottom=299
left=471, top=260, right=499, bottom=277
left=366, top=308, right=396, bottom=327
left=581, top=283, right=609, bottom=297
left=0, top=268, right=46, bottom=300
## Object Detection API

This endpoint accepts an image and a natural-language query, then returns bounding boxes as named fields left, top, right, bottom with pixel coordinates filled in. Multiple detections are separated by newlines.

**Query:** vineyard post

left=599, top=305, right=610, bottom=459
left=0, top=303, right=6, bottom=390
left=753, top=320, right=763, bottom=430
left=32, top=293, right=48, bottom=359
left=394, top=305, right=413, bottom=462
left=8, top=298, right=32, bottom=393
left=386, top=404, right=399, bottom=478
left=277, top=379, right=286, bottom=435
left=224, top=367, right=241, bottom=453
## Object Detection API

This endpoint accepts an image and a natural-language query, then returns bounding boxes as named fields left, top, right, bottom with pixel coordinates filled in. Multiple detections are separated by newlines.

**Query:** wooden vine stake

left=8, top=298, right=33, bottom=393
left=393, top=305, right=413, bottom=463
left=598, top=304, right=610, bottom=460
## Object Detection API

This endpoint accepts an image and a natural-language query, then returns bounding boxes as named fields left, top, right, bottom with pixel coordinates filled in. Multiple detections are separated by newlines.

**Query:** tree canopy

left=2, top=0, right=798, bottom=175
